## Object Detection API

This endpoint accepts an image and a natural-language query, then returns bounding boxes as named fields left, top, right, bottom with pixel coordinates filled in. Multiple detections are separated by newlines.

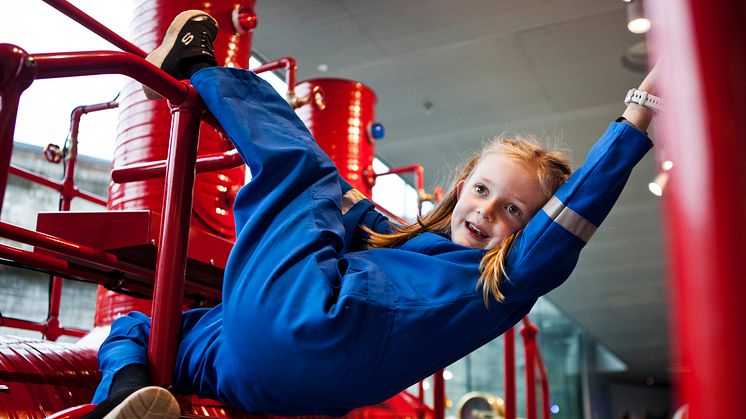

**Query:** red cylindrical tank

left=295, top=78, right=378, bottom=197
left=0, top=336, right=100, bottom=417
left=95, top=0, right=256, bottom=326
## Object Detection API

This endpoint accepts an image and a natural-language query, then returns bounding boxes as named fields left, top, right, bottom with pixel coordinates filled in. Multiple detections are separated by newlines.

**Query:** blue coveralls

left=92, top=67, right=652, bottom=415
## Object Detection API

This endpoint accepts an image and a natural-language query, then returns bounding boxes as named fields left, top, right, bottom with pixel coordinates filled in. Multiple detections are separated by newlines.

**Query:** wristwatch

left=624, top=88, right=664, bottom=111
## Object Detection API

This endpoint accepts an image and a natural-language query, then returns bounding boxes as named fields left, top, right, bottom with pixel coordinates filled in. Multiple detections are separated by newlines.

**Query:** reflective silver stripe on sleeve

left=541, top=196, right=597, bottom=242
left=341, top=188, right=367, bottom=215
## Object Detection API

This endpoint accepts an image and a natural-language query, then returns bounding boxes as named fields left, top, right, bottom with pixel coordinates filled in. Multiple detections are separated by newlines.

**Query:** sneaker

left=143, top=10, right=219, bottom=99
left=102, top=386, right=180, bottom=419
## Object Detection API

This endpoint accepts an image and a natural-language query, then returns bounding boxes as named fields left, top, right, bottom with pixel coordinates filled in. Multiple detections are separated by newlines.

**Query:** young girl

left=86, top=10, right=658, bottom=419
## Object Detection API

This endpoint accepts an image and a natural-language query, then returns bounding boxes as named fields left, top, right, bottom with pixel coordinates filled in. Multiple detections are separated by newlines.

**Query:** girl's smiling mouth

left=465, top=221, right=489, bottom=240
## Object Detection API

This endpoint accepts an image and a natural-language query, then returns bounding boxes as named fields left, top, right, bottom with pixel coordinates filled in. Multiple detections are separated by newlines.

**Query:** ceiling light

left=649, top=161, right=673, bottom=197
left=627, top=1, right=651, bottom=34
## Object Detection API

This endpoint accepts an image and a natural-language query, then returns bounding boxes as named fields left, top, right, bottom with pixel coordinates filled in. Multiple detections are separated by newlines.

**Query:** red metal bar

left=74, top=188, right=107, bottom=206
left=0, top=44, right=36, bottom=218
left=9, top=164, right=63, bottom=191
left=374, top=163, right=425, bottom=191
left=41, top=0, right=147, bottom=57
left=503, top=327, right=517, bottom=419
left=520, top=319, right=538, bottom=419
left=647, top=0, right=746, bottom=416
left=0, top=242, right=140, bottom=289
left=112, top=149, right=244, bottom=183
left=432, top=369, right=445, bottom=419
left=535, top=348, right=551, bottom=419
left=8, top=165, right=107, bottom=206
left=0, top=221, right=152, bottom=279
left=31, top=51, right=189, bottom=105
left=148, top=91, right=203, bottom=387
left=0, top=316, right=86, bottom=339
left=253, top=57, right=297, bottom=91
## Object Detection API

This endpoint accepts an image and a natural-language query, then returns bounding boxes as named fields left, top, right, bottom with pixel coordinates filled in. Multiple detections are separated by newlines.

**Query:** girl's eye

left=474, top=184, right=487, bottom=194
left=506, top=204, right=522, bottom=216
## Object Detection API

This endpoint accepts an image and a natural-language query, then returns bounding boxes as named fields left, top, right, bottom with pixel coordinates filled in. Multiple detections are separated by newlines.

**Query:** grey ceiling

left=251, top=0, right=668, bottom=384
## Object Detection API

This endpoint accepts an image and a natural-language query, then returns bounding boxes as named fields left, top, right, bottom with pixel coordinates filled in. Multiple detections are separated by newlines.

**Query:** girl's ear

left=456, top=180, right=465, bottom=198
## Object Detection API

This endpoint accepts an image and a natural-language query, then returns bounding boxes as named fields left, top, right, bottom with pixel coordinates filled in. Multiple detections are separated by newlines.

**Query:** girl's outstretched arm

left=500, top=67, right=659, bottom=301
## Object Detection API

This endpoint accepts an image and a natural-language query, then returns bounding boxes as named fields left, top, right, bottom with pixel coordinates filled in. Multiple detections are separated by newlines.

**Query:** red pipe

left=9, top=165, right=107, bottom=206
left=432, top=370, right=445, bottom=419
left=0, top=316, right=86, bottom=339
left=503, top=327, right=516, bottom=419
left=0, top=221, right=152, bottom=278
left=112, top=149, right=244, bottom=183
left=0, top=242, right=143, bottom=291
left=41, top=0, right=147, bottom=57
left=0, top=44, right=36, bottom=219
left=520, top=319, right=539, bottom=419
left=374, top=164, right=425, bottom=191
left=31, top=51, right=190, bottom=105
left=64, top=101, right=118, bottom=208
left=647, top=0, right=746, bottom=416
left=147, top=92, right=203, bottom=387
left=45, top=273, right=65, bottom=341
left=535, top=349, right=551, bottom=419
left=253, top=57, right=297, bottom=92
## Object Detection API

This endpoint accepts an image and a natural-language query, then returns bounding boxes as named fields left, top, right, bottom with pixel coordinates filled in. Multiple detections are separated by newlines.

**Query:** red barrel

left=295, top=78, right=378, bottom=197
left=0, top=336, right=100, bottom=418
left=96, top=0, right=256, bottom=326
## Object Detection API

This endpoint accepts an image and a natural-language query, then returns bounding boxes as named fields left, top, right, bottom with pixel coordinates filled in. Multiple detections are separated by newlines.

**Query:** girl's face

left=451, top=152, right=546, bottom=250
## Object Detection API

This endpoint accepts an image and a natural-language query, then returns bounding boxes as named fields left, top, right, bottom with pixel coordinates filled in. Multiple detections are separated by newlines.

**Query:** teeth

left=467, top=222, right=488, bottom=239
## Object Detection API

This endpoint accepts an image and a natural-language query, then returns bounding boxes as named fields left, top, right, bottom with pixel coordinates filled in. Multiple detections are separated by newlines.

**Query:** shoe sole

left=143, top=10, right=218, bottom=100
left=102, top=386, right=180, bottom=419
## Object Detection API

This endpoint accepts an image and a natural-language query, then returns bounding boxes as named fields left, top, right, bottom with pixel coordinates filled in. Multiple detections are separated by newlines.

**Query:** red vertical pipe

left=503, top=327, right=517, bottom=419
left=44, top=276, right=64, bottom=341
left=0, top=44, right=35, bottom=218
left=647, top=0, right=746, bottom=416
left=535, top=350, right=551, bottom=419
left=147, top=95, right=202, bottom=386
left=520, top=321, right=538, bottom=419
left=432, top=370, right=445, bottom=419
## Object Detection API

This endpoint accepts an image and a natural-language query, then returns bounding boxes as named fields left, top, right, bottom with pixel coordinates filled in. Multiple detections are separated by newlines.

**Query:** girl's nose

left=479, top=200, right=499, bottom=221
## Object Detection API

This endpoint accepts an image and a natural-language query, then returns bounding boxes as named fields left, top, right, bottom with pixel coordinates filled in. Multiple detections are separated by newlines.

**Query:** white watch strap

left=625, top=88, right=664, bottom=111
